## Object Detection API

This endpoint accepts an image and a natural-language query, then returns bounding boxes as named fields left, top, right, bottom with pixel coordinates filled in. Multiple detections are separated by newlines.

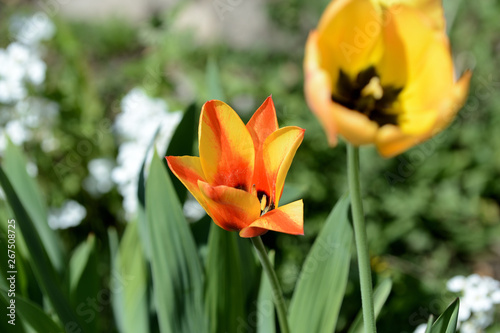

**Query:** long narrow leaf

left=347, top=278, right=393, bottom=333
left=112, top=221, right=149, bottom=333
left=3, top=141, right=64, bottom=271
left=0, top=286, right=63, bottom=332
left=205, top=225, right=246, bottom=333
left=68, top=234, right=99, bottom=332
left=257, top=251, right=275, bottom=333
left=429, top=299, right=460, bottom=333
left=288, top=194, right=353, bottom=333
left=0, top=166, right=82, bottom=328
left=145, top=153, right=207, bottom=333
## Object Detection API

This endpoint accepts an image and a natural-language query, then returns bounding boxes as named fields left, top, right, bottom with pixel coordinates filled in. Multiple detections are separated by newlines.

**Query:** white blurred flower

left=16, top=97, right=59, bottom=128
left=5, top=120, right=32, bottom=145
left=48, top=200, right=87, bottom=229
left=84, top=158, right=114, bottom=196
left=458, top=302, right=472, bottom=322
left=447, top=275, right=467, bottom=293
left=113, top=88, right=182, bottom=220
left=459, top=322, right=478, bottom=333
left=447, top=274, right=500, bottom=333
left=491, top=289, right=500, bottom=304
left=413, top=323, right=427, bottom=333
left=0, top=43, right=47, bottom=104
left=0, top=46, right=27, bottom=103
left=183, top=196, right=206, bottom=222
left=41, top=135, right=59, bottom=152
left=26, top=161, right=38, bottom=177
left=10, top=12, right=55, bottom=46
left=463, top=281, right=493, bottom=313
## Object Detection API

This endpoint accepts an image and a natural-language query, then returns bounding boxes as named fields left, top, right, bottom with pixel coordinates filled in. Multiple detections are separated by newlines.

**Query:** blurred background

left=0, top=0, right=499, bottom=332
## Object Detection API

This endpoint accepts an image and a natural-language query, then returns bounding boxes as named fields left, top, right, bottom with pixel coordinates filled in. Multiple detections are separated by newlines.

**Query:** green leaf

left=0, top=166, right=83, bottom=329
left=69, top=234, right=96, bottom=293
left=0, top=206, right=31, bottom=298
left=428, top=299, right=460, bottom=333
left=137, top=126, right=161, bottom=209
left=166, top=103, right=198, bottom=202
left=136, top=126, right=161, bottom=261
left=0, top=286, right=63, bottom=332
left=112, top=221, right=149, bottom=333
left=3, top=141, right=64, bottom=272
left=205, top=225, right=247, bottom=333
left=288, top=194, right=353, bottom=333
left=347, top=278, right=393, bottom=333
left=257, top=251, right=275, bottom=333
left=145, top=153, right=207, bottom=333
left=68, top=234, right=100, bottom=332
left=425, top=315, right=435, bottom=333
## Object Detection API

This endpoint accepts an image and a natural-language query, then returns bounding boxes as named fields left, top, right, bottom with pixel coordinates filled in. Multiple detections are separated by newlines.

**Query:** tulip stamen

left=361, top=77, right=383, bottom=100
left=260, top=194, right=268, bottom=212
left=257, top=190, right=275, bottom=215
left=332, top=67, right=402, bottom=127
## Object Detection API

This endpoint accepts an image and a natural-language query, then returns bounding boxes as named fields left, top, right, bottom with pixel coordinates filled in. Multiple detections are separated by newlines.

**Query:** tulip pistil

left=332, top=67, right=402, bottom=127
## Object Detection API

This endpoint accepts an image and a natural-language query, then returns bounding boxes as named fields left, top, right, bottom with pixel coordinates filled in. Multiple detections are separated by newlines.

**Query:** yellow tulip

left=304, top=0, right=471, bottom=157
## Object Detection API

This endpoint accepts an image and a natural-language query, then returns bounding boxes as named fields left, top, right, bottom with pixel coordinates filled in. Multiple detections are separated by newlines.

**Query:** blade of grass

left=288, top=194, right=353, bottom=333
left=3, top=141, right=64, bottom=272
left=348, top=278, right=393, bottom=333
left=145, top=153, right=207, bottom=333
left=0, top=166, right=82, bottom=329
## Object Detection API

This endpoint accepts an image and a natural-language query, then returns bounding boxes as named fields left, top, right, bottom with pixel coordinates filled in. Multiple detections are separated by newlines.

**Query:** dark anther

left=332, top=67, right=403, bottom=127
left=234, top=184, right=247, bottom=191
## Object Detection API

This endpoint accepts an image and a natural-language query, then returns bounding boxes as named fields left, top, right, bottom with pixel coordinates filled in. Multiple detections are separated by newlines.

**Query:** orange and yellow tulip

left=304, top=0, right=471, bottom=157
left=167, top=97, right=305, bottom=238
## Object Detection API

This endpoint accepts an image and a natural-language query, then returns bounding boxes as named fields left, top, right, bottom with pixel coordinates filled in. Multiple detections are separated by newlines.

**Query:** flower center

left=331, top=66, right=403, bottom=127
left=257, top=190, right=275, bottom=216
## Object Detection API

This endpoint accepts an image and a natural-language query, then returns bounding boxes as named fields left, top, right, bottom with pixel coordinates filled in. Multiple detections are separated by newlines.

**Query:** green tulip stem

left=251, top=236, right=290, bottom=333
left=347, top=144, right=377, bottom=333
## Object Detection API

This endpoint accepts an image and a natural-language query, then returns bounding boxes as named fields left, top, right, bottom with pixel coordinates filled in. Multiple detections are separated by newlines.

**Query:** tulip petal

left=375, top=124, right=423, bottom=158
left=246, top=96, right=279, bottom=199
left=263, top=127, right=305, bottom=206
left=333, top=102, right=379, bottom=145
left=246, top=96, right=279, bottom=145
left=317, top=0, right=383, bottom=79
left=372, top=0, right=445, bottom=31
left=304, top=31, right=339, bottom=146
left=199, top=100, right=255, bottom=191
left=376, top=70, right=471, bottom=158
left=198, top=180, right=261, bottom=232
left=166, top=156, right=208, bottom=211
left=239, top=200, right=304, bottom=238
left=433, top=70, right=472, bottom=132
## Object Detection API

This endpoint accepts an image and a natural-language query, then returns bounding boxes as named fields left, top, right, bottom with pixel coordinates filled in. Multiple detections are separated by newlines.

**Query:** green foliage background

left=0, top=0, right=499, bottom=332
